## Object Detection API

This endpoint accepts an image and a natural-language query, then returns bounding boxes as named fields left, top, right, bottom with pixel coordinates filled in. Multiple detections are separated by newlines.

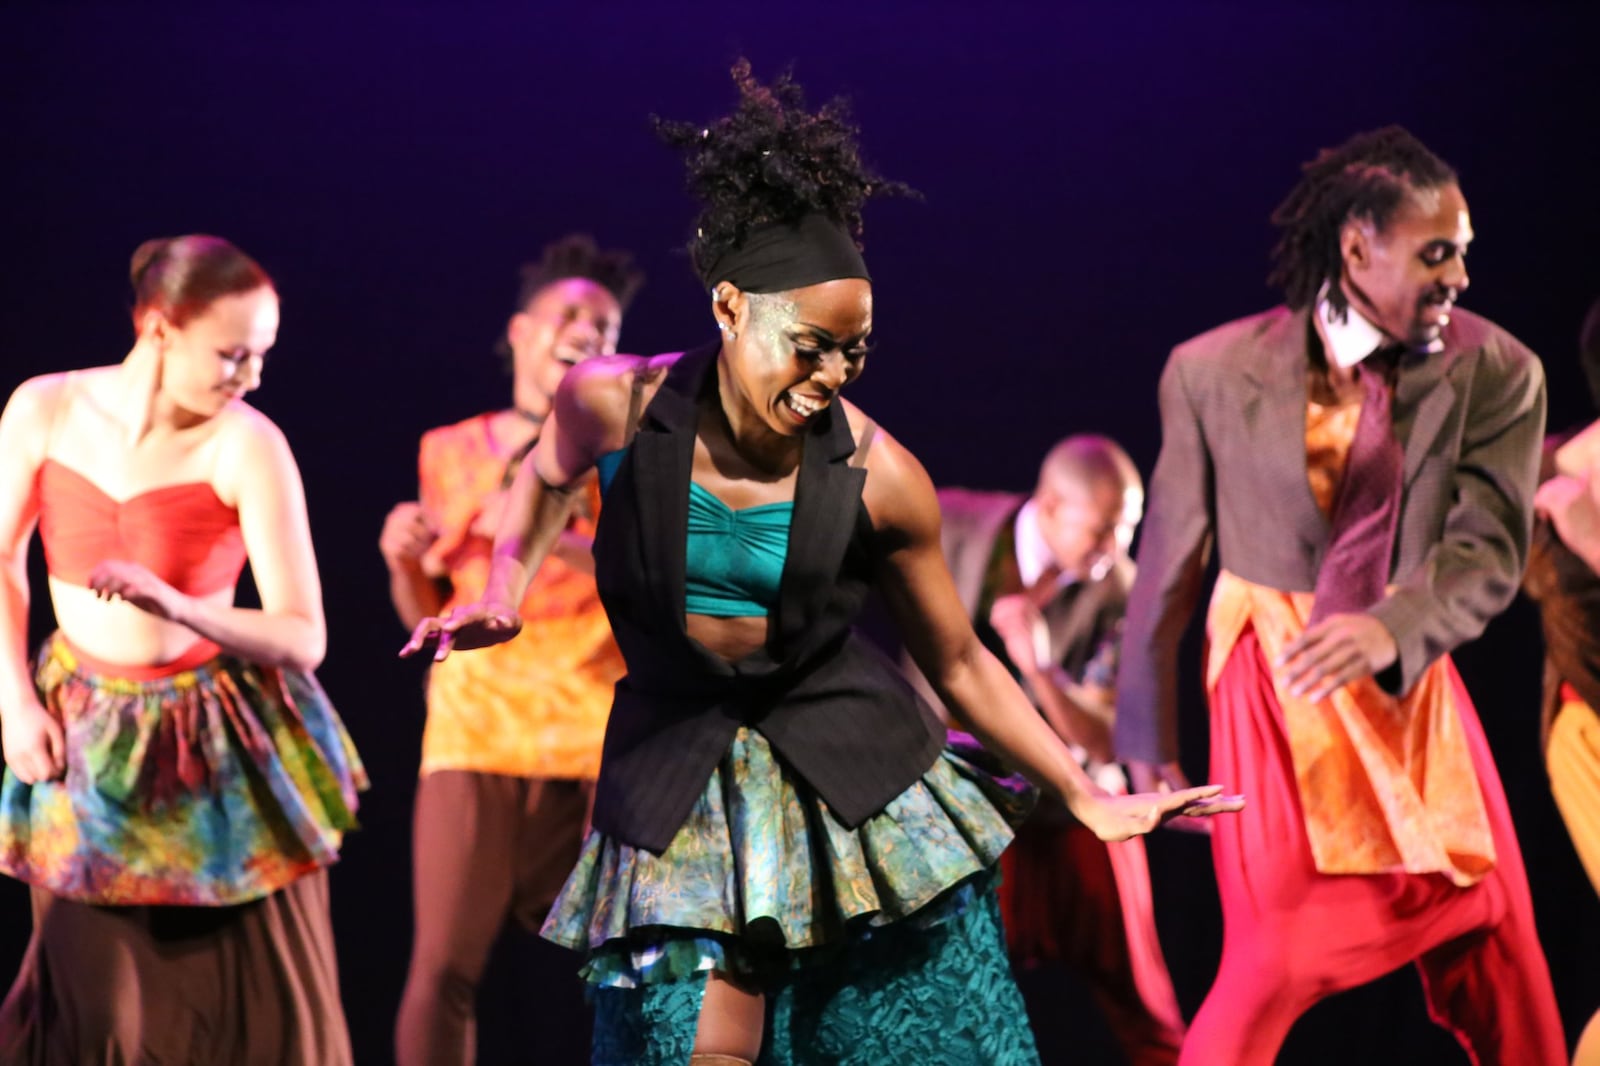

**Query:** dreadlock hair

left=1268, top=126, right=1457, bottom=315
left=653, top=59, right=915, bottom=282
left=496, top=233, right=644, bottom=363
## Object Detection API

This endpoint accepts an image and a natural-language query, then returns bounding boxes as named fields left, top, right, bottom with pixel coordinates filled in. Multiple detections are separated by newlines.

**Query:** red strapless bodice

left=35, top=460, right=247, bottom=596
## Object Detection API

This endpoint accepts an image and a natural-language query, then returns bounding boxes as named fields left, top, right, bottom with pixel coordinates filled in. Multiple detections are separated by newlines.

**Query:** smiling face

left=714, top=277, right=872, bottom=439
left=1341, top=182, right=1472, bottom=353
left=507, top=277, right=623, bottom=416
left=150, top=285, right=279, bottom=418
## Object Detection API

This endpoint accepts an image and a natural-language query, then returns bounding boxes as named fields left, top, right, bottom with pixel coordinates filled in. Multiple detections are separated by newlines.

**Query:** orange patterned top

left=416, top=413, right=624, bottom=780
left=1204, top=399, right=1496, bottom=886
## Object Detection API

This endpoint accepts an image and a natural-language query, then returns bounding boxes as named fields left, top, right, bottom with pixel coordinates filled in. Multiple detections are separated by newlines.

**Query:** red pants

left=1181, top=629, right=1565, bottom=1065
left=394, top=771, right=593, bottom=1066
left=1000, top=810, right=1187, bottom=1066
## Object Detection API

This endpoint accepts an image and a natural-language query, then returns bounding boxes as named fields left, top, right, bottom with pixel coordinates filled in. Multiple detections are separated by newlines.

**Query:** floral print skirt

left=542, top=726, right=1042, bottom=1065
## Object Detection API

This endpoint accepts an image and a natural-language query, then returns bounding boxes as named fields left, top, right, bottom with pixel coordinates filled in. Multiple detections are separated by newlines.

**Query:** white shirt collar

left=1316, top=284, right=1388, bottom=370
left=1014, top=498, right=1077, bottom=592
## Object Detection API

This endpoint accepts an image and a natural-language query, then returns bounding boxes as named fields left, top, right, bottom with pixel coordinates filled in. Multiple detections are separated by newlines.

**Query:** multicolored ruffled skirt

left=0, top=634, right=367, bottom=906
left=542, top=726, right=1042, bottom=1065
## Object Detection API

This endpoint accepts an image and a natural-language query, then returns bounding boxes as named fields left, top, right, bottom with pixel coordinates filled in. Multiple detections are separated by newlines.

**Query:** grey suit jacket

left=905, top=488, right=1133, bottom=718
left=1115, top=305, right=1546, bottom=764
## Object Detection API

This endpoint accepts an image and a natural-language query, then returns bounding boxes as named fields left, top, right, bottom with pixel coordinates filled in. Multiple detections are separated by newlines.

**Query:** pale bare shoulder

left=4, top=372, right=72, bottom=423
left=211, top=402, right=299, bottom=506
left=0, top=371, right=91, bottom=458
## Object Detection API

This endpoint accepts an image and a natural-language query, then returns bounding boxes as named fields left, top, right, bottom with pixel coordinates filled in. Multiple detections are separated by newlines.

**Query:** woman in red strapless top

left=0, top=235, right=365, bottom=1065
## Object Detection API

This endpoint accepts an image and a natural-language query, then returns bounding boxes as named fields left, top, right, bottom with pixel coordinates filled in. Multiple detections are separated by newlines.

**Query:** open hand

left=1070, top=783, right=1244, bottom=842
left=399, top=599, right=522, bottom=661
left=1, top=698, right=66, bottom=784
left=1126, top=759, right=1220, bottom=836
left=88, top=560, right=186, bottom=622
left=1276, top=612, right=1397, bottom=704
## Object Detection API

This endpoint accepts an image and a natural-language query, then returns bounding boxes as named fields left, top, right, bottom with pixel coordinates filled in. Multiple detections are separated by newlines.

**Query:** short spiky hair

left=512, top=233, right=645, bottom=313
left=1268, top=126, right=1457, bottom=314
left=653, top=59, right=914, bottom=281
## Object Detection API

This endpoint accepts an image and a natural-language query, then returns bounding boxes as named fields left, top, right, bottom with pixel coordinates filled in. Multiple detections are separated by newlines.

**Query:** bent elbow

left=283, top=620, right=326, bottom=673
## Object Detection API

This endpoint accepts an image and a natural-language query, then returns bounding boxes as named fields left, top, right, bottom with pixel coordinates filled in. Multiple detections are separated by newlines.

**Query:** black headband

left=698, top=213, right=870, bottom=293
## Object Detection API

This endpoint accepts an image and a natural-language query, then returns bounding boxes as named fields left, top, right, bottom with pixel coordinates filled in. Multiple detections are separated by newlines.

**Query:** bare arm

left=401, top=357, right=642, bottom=659
left=170, top=414, right=327, bottom=670
left=0, top=378, right=66, bottom=782
left=380, top=431, right=448, bottom=631
left=384, top=552, right=445, bottom=633
left=866, top=424, right=1237, bottom=840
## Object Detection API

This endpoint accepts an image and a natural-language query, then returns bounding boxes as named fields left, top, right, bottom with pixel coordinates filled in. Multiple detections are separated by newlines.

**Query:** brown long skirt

left=0, top=869, right=351, bottom=1065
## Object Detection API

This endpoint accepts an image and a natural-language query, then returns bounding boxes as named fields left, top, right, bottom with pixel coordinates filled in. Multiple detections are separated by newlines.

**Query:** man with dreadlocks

left=1115, top=126, right=1566, bottom=1063
left=402, top=62, right=1240, bottom=1065
left=383, top=234, right=642, bottom=1066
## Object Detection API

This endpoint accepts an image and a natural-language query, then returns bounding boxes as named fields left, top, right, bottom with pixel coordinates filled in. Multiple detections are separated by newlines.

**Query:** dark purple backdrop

left=3, top=3, right=1598, bottom=1063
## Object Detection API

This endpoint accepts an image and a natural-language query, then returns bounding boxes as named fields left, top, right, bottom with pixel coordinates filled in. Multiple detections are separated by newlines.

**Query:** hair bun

left=129, top=238, right=171, bottom=288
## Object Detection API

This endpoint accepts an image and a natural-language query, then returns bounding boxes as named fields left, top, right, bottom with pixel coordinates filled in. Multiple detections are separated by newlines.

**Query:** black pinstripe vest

left=589, top=343, right=945, bottom=854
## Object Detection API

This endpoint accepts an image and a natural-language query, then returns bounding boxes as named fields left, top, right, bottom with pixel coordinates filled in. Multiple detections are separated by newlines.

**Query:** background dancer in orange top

left=1115, top=127, right=1566, bottom=1064
left=383, top=234, right=641, bottom=1066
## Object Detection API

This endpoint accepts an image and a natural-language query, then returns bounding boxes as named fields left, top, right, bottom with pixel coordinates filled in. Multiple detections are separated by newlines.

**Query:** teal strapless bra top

left=595, top=448, right=791, bottom=618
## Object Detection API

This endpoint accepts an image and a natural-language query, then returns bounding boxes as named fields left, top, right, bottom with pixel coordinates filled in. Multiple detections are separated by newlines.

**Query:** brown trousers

left=0, top=869, right=350, bottom=1065
left=394, top=771, right=592, bottom=1066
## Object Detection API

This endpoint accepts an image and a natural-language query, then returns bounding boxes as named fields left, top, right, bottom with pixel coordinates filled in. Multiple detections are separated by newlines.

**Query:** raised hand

left=88, top=560, right=185, bottom=622
left=399, top=599, right=522, bottom=661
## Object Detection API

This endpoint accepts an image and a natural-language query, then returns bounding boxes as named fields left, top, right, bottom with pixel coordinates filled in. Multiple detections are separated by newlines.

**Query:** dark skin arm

left=399, top=356, right=662, bottom=658
left=860, top=416, right=1241, bottom=841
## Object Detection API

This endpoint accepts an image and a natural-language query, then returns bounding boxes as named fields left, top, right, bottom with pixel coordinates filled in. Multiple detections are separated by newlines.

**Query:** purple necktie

left=1308, top=349, right=1403, bottom=625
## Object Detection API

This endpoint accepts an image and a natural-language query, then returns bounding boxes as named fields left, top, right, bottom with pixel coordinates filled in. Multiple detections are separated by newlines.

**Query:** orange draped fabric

left=1204, top=401, right=1495, bottom=885
left=416, top=414, right=623, bottom=780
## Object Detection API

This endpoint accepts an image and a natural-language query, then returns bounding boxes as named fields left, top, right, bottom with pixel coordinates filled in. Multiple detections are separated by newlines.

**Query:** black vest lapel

left=628, top=345, right=711, bottom=649
left=776, top=404, right=868, bottom=653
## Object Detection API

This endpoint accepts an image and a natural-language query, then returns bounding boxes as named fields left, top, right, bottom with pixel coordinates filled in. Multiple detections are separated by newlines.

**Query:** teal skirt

left=542, top=727, right=1042, bottom=1064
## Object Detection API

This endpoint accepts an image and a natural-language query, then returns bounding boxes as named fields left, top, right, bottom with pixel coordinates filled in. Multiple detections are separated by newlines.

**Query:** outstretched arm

left=864, top=423, right=1240, bottom=841
left=400, top=357, right=642, bottom=659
